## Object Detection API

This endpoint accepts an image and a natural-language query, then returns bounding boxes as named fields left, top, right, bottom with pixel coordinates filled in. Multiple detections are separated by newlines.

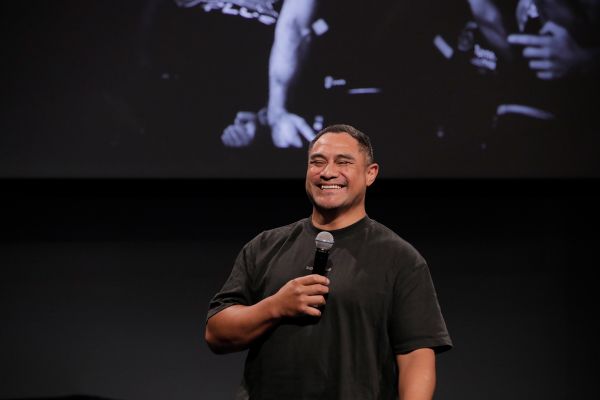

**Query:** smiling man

left=305, top=125, right=378, bottom=230
left=205, top=124, right=452, bottom=400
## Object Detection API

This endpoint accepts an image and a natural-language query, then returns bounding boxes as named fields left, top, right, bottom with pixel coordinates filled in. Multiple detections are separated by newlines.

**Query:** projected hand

left=221, top=111, right=257, bottom=147
left=508, top=21, right=587, bottom=80
left=268, top=110, right=315, bottom=148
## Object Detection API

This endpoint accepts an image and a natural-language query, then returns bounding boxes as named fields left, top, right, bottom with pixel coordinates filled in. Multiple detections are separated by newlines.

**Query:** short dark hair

left=309, top=124, right=375, bottom=164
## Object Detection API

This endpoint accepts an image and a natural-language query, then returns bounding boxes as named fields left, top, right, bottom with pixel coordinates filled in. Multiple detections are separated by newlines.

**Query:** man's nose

left=320, top=162, right=338, bottom=179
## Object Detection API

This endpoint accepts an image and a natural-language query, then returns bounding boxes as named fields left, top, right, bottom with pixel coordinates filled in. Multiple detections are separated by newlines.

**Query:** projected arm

left=508, top=21, right=600, bottom=80
left=467, top=0, right=513, bottom=60
left=267, top=0, right=317, bottom=147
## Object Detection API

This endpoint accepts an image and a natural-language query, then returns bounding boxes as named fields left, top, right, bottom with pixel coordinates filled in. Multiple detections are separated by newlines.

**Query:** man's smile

left=319, top=184, right=346, bottom=190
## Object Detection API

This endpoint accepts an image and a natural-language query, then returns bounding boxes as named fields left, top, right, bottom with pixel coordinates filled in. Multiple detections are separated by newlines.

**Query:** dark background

left=1, top=179, right=598, bottom=399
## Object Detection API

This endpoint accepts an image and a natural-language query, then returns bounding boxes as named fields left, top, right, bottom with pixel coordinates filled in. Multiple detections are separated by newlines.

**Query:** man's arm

left=267, top=0, right=318, bottom=147
left=205, top=274, right=329, bottom=354
left=396, top=348, right=436, bottom=400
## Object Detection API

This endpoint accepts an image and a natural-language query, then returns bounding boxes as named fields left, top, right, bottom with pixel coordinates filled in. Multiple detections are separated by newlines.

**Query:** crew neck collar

left=306, top=215, right=370, bottom=239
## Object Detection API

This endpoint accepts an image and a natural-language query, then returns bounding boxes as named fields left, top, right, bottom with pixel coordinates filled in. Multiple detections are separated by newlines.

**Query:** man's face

left=305, top=132, right=378, bottom=214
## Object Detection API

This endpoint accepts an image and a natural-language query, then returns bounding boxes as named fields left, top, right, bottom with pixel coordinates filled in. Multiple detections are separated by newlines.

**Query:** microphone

left=313, top=231, right=334, bottom=275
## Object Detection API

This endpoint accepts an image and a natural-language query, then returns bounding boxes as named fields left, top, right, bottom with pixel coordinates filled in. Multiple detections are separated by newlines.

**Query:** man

left=205, top=124, right=452, bottom=399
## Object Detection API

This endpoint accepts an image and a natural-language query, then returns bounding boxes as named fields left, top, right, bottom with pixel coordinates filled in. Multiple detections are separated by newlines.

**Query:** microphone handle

left=313, top=248, right=329, bottom=276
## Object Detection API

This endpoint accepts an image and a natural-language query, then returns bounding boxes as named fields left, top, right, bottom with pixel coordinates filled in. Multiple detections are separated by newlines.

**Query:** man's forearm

left=205, top=298, right=279, bottom=354
left=205, top=274, right=329, bottom=354
left=396, top=348, right=436, bottom=400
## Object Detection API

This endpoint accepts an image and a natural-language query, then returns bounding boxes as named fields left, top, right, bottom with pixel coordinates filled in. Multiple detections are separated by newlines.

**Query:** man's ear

left=366, top=163, right=379, bottom=187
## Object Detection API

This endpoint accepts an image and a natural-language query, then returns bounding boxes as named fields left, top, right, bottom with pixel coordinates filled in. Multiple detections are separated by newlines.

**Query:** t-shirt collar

left=305, top=215, right=370, bottom=240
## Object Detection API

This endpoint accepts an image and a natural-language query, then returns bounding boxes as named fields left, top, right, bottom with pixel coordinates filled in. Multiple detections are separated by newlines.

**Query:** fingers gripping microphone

left=314, top=231, right=334, bottom=275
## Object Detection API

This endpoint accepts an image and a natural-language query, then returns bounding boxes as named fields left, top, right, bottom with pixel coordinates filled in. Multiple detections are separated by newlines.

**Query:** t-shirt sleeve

left=389, top=259, right=453, bottom=355
left=206, top=240, right=257, bottom=321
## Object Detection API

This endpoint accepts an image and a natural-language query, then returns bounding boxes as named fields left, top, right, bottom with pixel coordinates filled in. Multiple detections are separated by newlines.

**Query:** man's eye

left=310, top=160, right=325, bottom=166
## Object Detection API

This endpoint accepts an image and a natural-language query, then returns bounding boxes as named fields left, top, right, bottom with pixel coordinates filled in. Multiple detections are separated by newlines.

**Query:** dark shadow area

left=1, top=179, right=598, bottom=399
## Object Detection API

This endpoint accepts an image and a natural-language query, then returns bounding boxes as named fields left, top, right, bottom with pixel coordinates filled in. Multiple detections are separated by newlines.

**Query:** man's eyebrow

left=309, top=153, right=357, bottom=160
left=336, top=153, right=356, bottom=160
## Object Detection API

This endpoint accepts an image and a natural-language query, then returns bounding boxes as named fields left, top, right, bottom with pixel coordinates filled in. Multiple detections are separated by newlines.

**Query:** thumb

left=539, top=20, right=567, bottom=37
left=290, top=114, right=316, bottom=142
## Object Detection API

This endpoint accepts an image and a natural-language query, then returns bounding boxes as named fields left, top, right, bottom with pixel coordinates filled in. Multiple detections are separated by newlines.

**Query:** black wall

left=1, top=179, right=598, bottom=399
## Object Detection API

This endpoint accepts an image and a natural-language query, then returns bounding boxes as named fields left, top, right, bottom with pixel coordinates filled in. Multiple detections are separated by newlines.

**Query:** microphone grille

left=315, top=231, right=334, bottom=251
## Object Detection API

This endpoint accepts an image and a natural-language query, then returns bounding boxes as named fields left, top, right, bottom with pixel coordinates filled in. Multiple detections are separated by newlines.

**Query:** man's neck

left=311, top=208, right=367, bottom=231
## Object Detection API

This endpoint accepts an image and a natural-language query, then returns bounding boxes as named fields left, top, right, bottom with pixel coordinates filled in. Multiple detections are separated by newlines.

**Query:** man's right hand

left=270, top=274, right=329, bottom=318
left=205, top=274, right=329, bottom=353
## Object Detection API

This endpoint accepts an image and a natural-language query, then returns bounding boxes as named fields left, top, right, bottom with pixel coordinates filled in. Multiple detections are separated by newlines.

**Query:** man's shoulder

left=260, top=217, right=308, bottom=236
left=366, top=218, right=424, bottom=264
left=249, top=218, right=309, bottom=246
left=366, top=218, right=409, bottom=245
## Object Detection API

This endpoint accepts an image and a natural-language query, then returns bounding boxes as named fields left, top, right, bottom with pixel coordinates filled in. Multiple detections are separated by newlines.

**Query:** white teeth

left=321, top=185, right=342, bottom=189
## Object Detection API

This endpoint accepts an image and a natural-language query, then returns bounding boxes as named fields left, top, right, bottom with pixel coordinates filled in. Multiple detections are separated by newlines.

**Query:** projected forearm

left=266, top=0, right=318, bottom=147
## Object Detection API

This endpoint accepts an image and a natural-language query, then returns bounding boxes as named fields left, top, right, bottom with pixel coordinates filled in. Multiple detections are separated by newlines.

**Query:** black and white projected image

left=1, top=0, right=599, bottom=177
left=431, top=0, right=600, bottom=176
left=174, top=0, right=279, bottom=24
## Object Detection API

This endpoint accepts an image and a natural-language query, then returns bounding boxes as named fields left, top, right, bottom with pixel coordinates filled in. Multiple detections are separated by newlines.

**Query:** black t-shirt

left=208, top=216, right=452, bottom=400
